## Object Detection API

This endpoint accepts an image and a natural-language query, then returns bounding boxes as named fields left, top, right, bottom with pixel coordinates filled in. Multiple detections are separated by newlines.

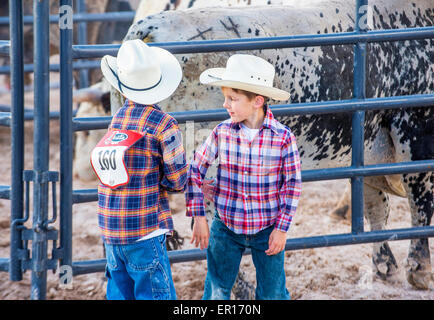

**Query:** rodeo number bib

left=90, top=129, right=144, bottom=189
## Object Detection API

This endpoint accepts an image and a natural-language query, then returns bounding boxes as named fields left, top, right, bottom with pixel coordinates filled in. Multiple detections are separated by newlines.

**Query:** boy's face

left=221, top=87, right=263, bottom=125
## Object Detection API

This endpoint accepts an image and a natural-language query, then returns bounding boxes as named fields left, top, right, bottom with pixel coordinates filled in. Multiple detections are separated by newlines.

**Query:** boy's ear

left=254, top=95, right=265, bottom=108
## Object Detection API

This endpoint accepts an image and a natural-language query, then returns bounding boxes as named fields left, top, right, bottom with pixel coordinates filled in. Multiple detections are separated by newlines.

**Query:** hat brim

left=200, top=68, right=290, bottom=101
left=101, top=45, right=182, bottom=105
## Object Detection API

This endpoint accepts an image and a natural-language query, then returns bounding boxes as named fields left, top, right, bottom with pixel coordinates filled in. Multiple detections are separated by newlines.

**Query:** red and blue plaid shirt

left=97, top=100, right=187, bottom=244
left=185, top=107, right=302, bottom=234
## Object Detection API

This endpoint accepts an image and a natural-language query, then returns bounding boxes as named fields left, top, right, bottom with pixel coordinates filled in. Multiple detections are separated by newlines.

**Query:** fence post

left=76, top=0, right=89, bottom=88
left=30, top=0, right=51, bottom=300
left=9, top=0, right=25, bottom=282
left=59, top=0, right=74, bottom=278
left=351, top=0, right=368, bottom=234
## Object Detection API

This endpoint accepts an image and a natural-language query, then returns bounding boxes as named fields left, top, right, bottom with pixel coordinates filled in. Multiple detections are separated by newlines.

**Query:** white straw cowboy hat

left=199, top=54, right=290, bottom=101
left=100, top=39, right=182, bottom=105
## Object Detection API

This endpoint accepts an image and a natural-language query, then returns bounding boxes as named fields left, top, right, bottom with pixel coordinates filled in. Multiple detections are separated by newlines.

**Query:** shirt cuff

left=275, top=212, right=293, bottom=233
left=185, top=199, right=206, bottom=217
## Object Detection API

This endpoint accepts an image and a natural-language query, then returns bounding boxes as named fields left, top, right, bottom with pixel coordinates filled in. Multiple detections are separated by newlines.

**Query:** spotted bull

left=76, top=0, right=433, bottom=290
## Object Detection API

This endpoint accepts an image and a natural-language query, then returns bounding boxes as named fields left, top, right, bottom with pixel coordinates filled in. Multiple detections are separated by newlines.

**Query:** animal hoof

left=232, top=271, right=255, bottom=300
left=406, top=271, right=433, bottom=290
left=373, top=243, right=398, bottom=280
left=166, top=230, right=184, bottom=251
left=374, top=262, right=399, bottom=281
left=406, top=260, right=433, bottom=290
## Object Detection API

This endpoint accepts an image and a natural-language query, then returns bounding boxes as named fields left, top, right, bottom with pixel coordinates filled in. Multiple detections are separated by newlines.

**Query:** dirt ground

left=0, top=71, right=433, bottom=300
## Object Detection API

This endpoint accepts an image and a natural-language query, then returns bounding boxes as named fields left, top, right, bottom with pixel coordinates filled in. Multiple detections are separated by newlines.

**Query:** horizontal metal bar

left=0, top=60, right=101, bottom=75
left=271, top=94, right=434, bottom=117
left=0, top=111, right=64, bottom=126
left=0, top=105, right=76, bottom=117
left=71, top=225, right=434, bottom=275
left=72, top=27, right=434, bottom=59
left=73, top=44, right=120, bottom=60
left=301, top=160, right=434, bottom=182
left=72, top=259, right=106, bottom=276
left=24, top=111, right=61, bottom=121
left=66, top=11, right=135, bottom=23
left=0, top=258, right=9, bottom=272
left=0, top=112, right=11, bottom=127
left=169, top=94, right=434, bottom=123
left=0, top=185, right=11, bottom=199
left=0, top=11, right=135, bottom=26
left=72, top=189, right=98, bottom=203
left=0, top=40, right=10, bottom=56
left=73, top=116, right=111, bottom=131
left=72, top=159, right=434, bottom=204
left=72, top=94, right=434, bottom=131
left=0, top=104, right=32, bottom=113
left=283, top=226, right=434, bottom=251
left=0, top=29, right=430, bottom=73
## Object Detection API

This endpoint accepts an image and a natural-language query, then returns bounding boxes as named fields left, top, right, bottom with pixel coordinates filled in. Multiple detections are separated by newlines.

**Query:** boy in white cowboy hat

left=93, top=39, right=188, bottom=300
left=185, top=54, right=302, bottom=300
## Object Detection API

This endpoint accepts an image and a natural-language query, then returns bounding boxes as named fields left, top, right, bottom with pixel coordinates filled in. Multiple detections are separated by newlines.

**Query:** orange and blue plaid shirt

left=97, top=100, right=187, bottom=244
left=186, top=107, right=302, bottom=234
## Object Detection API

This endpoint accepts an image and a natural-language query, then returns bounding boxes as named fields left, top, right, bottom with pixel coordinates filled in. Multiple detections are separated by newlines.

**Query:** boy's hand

left=191, top=216, right=210, bottom=250
left=265, top=229, right=287, bottom=256
left=202, top=179, right=216, bottom=203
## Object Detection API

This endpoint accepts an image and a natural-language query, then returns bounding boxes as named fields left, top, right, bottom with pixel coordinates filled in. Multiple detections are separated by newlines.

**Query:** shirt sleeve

left=159, top=121, right=188, bottom=192
left=185, top=126, right=219, bottom=217
left=275, top=131, right=302, bottom=232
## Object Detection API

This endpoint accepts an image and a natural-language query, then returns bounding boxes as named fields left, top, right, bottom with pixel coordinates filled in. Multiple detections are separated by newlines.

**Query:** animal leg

left=232, top=270, right=255, bottom=300
left=402, top=171, right=433, bottom=290
left=330, top=175, right=405, bottom=222
left=364, top=181, right=398, bottom=280
left=330, top=182, right=351, bottom=221
left=389, top=110, right=433, bottom=289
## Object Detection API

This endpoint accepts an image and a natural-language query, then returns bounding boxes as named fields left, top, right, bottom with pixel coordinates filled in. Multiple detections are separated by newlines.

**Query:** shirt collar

left=231, top=105, right=279, bottom=135
left=125, top=98, right=161, bottom=111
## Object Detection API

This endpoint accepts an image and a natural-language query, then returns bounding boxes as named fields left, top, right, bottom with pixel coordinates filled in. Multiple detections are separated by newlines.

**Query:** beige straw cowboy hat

left=101, top=39, right=182, bottom=105
left=199, top=54, right=290, bottom=101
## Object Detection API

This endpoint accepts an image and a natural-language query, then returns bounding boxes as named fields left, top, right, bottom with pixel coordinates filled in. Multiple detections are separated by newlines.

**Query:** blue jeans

left=203, top=214, right=290, bottom=300
left=104, top=234, right=176, bottom=300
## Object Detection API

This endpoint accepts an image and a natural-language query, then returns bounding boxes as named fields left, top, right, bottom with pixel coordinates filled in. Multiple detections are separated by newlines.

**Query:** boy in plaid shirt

left=94, top=39, right=187, bottom=299
left=185, top=54, right=302, bottom=300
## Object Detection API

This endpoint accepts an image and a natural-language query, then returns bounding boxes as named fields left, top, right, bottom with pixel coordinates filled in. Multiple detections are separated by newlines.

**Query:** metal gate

left=0, top=0, right=433, bottom=300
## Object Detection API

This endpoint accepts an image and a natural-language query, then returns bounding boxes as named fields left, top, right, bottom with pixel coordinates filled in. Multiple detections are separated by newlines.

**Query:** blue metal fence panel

left=0, top=40, right=10, bottom=56
left=8, top=0, right=25, bottom=283
left=59, top=0, right=74, bottom=280
left=351, top=0, right=368, bottom=234
left=71, top=26, right=434, bottom=58
left=71, top=94, right=434, bottom=131
left=0, top=11, right=136, bottom=25
left=30, top=0, right=51, bottom=300
left=76, top=0, right=89, bottom=88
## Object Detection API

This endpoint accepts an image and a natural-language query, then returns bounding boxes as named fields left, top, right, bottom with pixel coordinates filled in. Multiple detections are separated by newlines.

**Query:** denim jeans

left=104, top=234, right=176, bottom=300
left=203, top=214, right=290, bottom=300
